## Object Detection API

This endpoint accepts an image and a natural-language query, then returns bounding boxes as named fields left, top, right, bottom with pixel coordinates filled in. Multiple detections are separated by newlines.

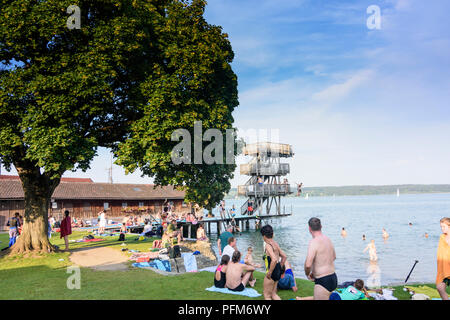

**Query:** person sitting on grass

left=196, top=224, right=208, bottom=241
left=277, top=260, right=298, bottom=292
left=165, top=218, right=183, bottom=245
left=225, top=251, right=256, bottom=292
left=329, top=279, right=369, bottom=300
left=244, top=247, right=262, bottom=268
left=214, top=255, right=230, bottom=288
left=244, top=246, right=261, bottom=287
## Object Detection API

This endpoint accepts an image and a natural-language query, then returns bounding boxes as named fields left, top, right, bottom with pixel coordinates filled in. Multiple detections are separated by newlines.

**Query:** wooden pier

left=186, top=212, right=292, bottom=236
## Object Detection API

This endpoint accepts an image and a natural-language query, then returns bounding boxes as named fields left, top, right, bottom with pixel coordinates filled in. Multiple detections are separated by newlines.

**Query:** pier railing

left=240, top=163, right=289, bottom=176
left=237, top=184, right=292, bottom=197
left=242, top=142, right=294, bottom=157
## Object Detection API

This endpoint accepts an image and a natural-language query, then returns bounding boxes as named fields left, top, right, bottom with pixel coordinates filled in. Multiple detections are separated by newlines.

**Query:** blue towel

left=132, top=259, right=171, bottom=272
left=182, top=253, right=198, bottom=272
left=205, top=286, right=261, bottom=298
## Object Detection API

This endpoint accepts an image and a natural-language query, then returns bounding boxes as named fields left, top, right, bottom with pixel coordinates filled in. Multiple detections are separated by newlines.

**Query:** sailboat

left=397, top=188, right=400, bottom=197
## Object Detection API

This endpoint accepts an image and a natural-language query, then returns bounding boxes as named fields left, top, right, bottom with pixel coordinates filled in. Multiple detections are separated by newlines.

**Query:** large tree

left=0, top=0, right=238, bottom=254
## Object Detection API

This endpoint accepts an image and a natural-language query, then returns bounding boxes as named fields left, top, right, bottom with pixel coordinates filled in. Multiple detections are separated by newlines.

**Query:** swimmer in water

left=409, top=222, right=413, bottom=226
left=341, top=227, right=347, bottom=238
left=382, top=228, right=389, bottom=240
left=425, top=232, right=429, bottom=238
left=362, top=234, right=366, bottom=241
left=363, top=240, right=378, bottom=261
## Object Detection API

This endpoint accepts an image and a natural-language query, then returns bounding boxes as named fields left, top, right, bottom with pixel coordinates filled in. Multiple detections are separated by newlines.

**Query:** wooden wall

left=0, top=200, right=25, bottom=231
left=1, top=198, right=188, bottom=230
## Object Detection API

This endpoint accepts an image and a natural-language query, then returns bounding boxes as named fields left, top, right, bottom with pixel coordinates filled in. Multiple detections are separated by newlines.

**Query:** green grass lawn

left=0, top=231, right=448, bottom=300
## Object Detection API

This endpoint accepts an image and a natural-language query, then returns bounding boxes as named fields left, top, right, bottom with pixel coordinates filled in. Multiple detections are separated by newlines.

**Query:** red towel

left=60, top=217, right=72, bottom=238
left=83, top=238, right=105, bottom=242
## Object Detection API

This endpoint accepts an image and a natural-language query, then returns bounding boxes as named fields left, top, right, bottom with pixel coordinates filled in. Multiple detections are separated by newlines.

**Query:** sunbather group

left=213, top=218, right=338, bottom=300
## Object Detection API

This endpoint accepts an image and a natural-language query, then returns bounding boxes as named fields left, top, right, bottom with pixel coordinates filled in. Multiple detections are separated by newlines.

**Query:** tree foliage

left=0, top=0, right=238, bottom=252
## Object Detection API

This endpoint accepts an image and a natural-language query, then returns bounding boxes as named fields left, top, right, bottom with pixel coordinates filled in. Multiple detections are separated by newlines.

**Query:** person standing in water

left=363, top=240, right=378, bottom=261
left=297, top=217, right=337, bottom=300
left=261, top=224, right=287, bottom=300
left=341, top=227, right=347, bottom=237
left=382, top=228, right=389, bottom=240
left=436, top=217, right=450, bottom=300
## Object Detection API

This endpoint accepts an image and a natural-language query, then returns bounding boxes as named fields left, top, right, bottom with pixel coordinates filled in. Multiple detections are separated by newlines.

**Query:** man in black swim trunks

left=225, top=251, right=256, bottom=292
left=297, top=217, right=338, bottom=300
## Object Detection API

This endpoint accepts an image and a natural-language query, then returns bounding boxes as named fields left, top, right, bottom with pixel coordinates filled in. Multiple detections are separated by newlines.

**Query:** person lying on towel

left=329, top=279, right=369, bottom=300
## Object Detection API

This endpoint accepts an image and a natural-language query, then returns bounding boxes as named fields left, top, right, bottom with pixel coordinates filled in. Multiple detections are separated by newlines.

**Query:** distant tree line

left=225, top=185, right=450, bottom=198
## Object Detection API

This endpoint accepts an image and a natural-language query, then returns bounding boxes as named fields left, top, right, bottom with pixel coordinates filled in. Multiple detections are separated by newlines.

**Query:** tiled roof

left=0, top=177, right=185, bottom=200
left=0, top=175, right=93, bottom=183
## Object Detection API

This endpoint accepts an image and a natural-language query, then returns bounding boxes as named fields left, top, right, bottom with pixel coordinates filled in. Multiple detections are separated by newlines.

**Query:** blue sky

left=2, top=0, right=450, bottom=187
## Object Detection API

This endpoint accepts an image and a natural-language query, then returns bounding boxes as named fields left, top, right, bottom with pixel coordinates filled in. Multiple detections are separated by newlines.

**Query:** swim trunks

left=229, top=283, right=245, bottom=292
left=314, top=273, right=338, bottom=292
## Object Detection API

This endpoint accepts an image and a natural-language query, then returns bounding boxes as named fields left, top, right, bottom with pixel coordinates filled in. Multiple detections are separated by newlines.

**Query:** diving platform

left=239, top=142, right=294, bottom=216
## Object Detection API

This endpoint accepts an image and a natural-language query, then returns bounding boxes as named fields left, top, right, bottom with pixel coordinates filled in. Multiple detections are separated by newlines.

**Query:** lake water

left=207, top=193, right=450, bottom=286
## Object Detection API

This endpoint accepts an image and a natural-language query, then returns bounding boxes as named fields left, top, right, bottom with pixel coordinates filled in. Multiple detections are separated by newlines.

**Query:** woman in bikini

left=214, top=255, right=230, bottom=288
left=261, top=224, right=287, bottom=300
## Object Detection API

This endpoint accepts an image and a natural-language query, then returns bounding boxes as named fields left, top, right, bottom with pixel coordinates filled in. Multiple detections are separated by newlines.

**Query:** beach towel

left=405, top=286, right=441, bottom=299
left=368, top=289, right=397, bottom=300
left=199, top=266, right=218, bottom=273
left=182, top=253, right=198, bottom=272
left=205, top=286, right=261, bottom=298
left=132, top=259, right=171, bottom=272
left=83, top=238, right=105, bottom=242
left=130, top=252, right=160, bottom=261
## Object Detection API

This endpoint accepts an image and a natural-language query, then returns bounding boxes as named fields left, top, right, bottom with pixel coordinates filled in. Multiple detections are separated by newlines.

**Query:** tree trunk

left=9, top=167, right=60, bottom=255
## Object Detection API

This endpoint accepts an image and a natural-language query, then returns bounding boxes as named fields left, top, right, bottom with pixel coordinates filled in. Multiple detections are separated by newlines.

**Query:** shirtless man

left=363, top=240, right=378, bottom=261
left=341, top=227, right=347, bottom=237
left=297, top=217, right=337, bottom=300
left=225, top=251, right=256, bottom=291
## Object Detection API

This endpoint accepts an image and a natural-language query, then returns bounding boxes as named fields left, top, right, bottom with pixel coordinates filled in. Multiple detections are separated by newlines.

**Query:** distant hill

left=225, top=184, right=450, bottom=198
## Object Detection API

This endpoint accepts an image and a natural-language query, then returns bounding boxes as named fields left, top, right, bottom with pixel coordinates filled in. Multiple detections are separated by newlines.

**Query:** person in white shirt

left=222, top=236, right=237, bottom=260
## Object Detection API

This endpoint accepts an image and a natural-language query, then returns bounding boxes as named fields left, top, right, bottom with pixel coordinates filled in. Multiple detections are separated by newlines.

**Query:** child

left=244, top=247, right=262, bottom=268
left=118, top=223, right=127, bottom=242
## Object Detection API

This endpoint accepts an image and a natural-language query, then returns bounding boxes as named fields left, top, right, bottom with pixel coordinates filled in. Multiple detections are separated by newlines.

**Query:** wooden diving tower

left=238, top=142, right=294, bottom=216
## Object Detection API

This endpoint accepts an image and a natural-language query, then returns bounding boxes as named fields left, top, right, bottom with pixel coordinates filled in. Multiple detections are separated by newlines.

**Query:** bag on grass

left=169, top=245, right=181, bottom=259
